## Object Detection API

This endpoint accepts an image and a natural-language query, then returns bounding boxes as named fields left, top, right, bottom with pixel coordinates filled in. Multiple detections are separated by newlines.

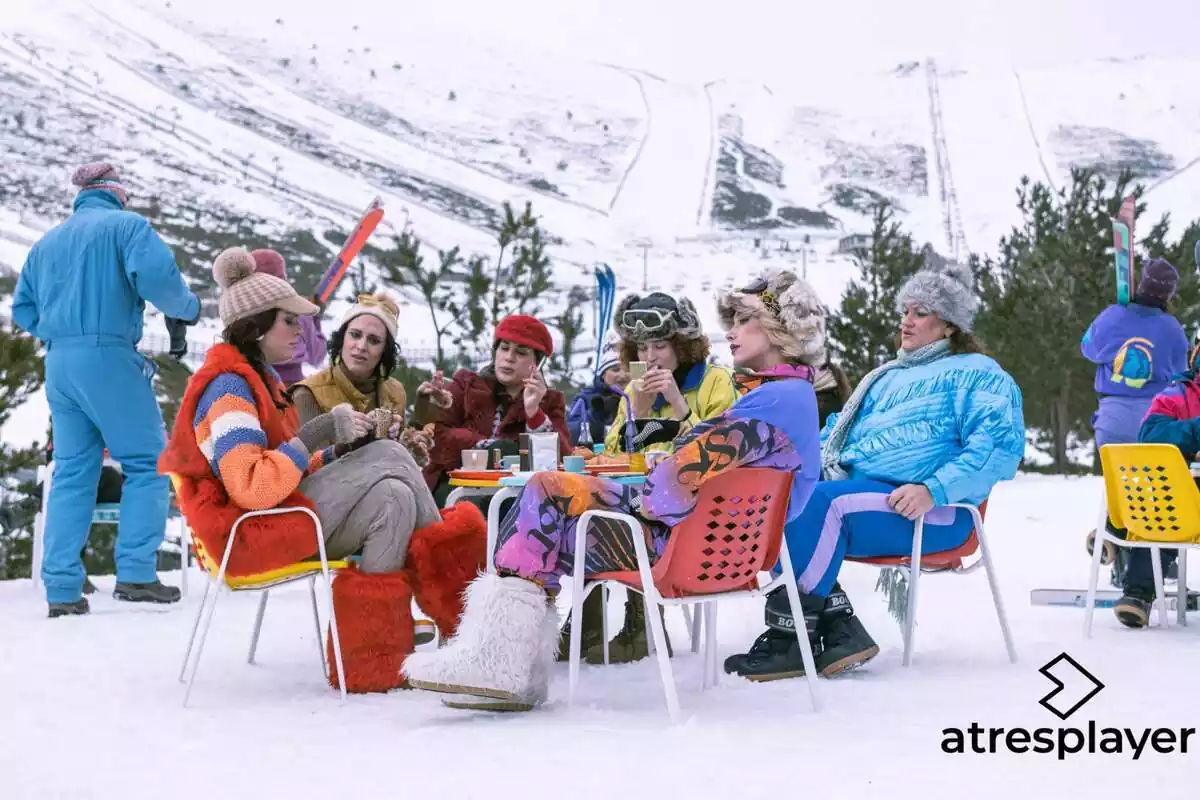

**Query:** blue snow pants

left=43, top=338, right=169, bottom=603
left=783, top=478, right=976, bottom=597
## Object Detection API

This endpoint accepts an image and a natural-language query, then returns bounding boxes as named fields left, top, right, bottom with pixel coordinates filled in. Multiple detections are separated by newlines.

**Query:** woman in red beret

left=419, top=315, right=570, bottom=503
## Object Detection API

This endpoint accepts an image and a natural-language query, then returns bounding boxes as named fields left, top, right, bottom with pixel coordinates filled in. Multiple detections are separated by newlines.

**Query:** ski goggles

left=737, top=277, right=782, bottom=318
left=621, top=307, right=678, bottom=339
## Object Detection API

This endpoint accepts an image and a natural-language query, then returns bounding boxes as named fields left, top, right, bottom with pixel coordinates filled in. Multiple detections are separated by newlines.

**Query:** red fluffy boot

left=406, top=502, right=487, bottom=641
left=325, top=564, right=414, bottom=693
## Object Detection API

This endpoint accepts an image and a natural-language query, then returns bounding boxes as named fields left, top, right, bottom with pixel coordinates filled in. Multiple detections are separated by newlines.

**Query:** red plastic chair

left=845, top=499, right=1016, bottom=667
left=568, top=468, right=820, bottom=722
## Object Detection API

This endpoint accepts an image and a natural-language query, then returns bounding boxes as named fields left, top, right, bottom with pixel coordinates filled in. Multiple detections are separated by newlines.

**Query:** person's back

left=1080, top=259, right=1189, bottom=451
left=11, top=163, right=199, bottom=618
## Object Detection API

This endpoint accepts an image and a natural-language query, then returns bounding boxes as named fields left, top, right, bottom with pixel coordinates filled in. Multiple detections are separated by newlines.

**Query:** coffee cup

left=562, top=455, right=587, bottom=473
left=461, top=449, right=489, bottom=470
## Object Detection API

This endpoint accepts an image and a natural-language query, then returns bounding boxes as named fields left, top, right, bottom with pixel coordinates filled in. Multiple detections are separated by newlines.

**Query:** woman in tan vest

left=291, top=292, right=432, bottom=464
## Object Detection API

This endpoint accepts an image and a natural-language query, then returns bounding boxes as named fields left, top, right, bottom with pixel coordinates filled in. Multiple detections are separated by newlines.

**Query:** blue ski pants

left=43, top=339, right=170, bottom=603
left=783, top=478, right=976, bottom=597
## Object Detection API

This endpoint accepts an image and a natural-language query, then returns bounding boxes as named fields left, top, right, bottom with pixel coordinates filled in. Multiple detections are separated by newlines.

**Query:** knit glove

left=295, top=413, right=338, bottom=452
left=398, top=425, right=433, bottom=468
left=330, top=403, right=364, bottom=444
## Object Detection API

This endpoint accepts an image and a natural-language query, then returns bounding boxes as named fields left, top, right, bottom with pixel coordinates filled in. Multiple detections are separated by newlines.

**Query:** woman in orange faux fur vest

left=159, top=247, right=486, bottom=693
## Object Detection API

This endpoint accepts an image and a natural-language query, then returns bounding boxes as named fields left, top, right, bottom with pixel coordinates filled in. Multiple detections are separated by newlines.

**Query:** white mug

left=461, top=449, right=489, bottom=470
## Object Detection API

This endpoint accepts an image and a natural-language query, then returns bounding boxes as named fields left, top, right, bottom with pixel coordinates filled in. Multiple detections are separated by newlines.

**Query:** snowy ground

left=1, top=473, right=1197, bottom=799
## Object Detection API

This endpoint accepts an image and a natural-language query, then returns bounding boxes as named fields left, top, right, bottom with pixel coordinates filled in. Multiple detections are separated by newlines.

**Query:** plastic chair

left=170, top=474, right=348, bottom=707
left=567, top=469, right=820, bottom=723
left=1085, top=443, right=1200, bottom=635
left=845, top=498, right=1016, bottom=667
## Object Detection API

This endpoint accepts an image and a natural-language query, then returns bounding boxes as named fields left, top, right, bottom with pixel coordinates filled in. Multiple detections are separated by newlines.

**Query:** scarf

left=819, top=339, right=951, bottom=480
left=811, top=366, right=839, bottom=394
left=734, top=363, right=815, bottom=394
left=331, top=363, right=383, bottom=412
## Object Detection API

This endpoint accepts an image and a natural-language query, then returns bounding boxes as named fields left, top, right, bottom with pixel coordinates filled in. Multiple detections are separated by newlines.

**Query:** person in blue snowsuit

left=12, top=162, right=200, bottom=617
left=726, top=259, right=1025, bottom=681
left=565, top=354, right=629, bottom=447
left=1081, top=257, right=1188, bottom=451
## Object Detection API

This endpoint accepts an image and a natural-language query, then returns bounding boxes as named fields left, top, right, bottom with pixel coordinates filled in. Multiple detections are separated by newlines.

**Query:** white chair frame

left=566, top=509, right=821, bottom=724
left=854, top=503, right=1016, bottom=667
left=1084, top=487, right=1194, bottom=635
left=177, top=506, right=347, bottom=707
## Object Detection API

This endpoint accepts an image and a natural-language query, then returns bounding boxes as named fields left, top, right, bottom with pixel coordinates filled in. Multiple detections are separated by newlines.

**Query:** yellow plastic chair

left=169, top=474, right=349, bottom=706
left=1086, top=444, right=1200, bottom=635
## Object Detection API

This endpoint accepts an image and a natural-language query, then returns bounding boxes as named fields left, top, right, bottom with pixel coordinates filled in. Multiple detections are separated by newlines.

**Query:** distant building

left=836, top=233, right=871, bottom=254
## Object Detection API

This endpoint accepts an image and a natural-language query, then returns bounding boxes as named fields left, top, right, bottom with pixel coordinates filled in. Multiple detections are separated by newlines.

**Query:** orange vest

left=158, top=344, right=319, bottom=577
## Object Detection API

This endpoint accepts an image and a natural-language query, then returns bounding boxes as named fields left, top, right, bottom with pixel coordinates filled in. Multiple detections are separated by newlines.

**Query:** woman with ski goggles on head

left=401, top=269, right=829, bottom=712
left=603, top=292, right=737, bottom=456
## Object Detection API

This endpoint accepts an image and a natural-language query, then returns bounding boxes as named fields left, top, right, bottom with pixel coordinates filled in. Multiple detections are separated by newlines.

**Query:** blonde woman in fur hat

left=725, top=260, right=1025, bottom=683
left=403, top=270, right=830, bottom=712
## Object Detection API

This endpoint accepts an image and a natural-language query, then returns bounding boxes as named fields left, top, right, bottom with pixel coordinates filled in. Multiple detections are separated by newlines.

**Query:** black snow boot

left=82, top=577, right=97, bottom=595
left=556, top=589, right=606, bottom=662
left=815, top=584, right=879, bottom=676
left=48, top=598, right=90, bottom=618
left=723, top=585, right=823, bottom=681
left=113, top=580, right=181, bottom=604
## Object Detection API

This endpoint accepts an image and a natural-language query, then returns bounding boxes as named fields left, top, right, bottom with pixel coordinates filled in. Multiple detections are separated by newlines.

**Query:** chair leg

left=309, top=577, right=327, bottom=675
left=247, top=591, right=269, bottom=665
left=1151, top=546, right=1168, bottom=628
left=901, top=517, right=925, bottom=668
left=1178, top=552, right=1188, bottom=627
left=777, top=539, right=820, bottom=712
left=972, top=508, right=1017, bottom=663
left=601, top=585, right=610, bottom=666
left=689, top=603, right=703, bottom=654
left=1084, top=517, right=1109, bottom=639
left=702, top=602, right=718, bottom=690
left=568, top=517, right=592, bottom=707
left=644, top=593, right=681, bottom=723
left=182, top=584, right=224, bottom=708
left=179, top=579, right=212, bottom=683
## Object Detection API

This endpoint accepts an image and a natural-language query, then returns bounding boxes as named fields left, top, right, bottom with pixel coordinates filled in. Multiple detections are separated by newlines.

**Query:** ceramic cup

left=562, top=455, right=587, bottom=473
left=461, top=449, right=489, bottom=470
left=500, top=455, right=521, bottom=470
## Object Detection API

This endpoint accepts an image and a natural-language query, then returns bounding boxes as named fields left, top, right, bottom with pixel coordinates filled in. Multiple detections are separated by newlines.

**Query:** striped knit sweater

left=193, top=369, right=337, bottom=510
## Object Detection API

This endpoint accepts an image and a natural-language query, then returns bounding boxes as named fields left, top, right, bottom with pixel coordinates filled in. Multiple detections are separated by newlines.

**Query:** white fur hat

left=895, top=260, right=978, bottom=332
left=717, top=269, right=828, bottom=366
left=339, top=291, right=399, bottom=340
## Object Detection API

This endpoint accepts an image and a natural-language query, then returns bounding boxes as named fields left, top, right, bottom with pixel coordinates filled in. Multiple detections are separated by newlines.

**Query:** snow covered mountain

left=4, top=0, right=1200, bottom=354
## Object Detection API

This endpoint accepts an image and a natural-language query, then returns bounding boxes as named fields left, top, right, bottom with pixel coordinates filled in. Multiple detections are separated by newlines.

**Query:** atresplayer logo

left=941, top=652, right=1196, bottom=760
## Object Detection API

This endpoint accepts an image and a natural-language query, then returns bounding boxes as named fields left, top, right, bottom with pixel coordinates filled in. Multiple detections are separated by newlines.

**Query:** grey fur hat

left=718, top=269, right=828, bottom=366
left=895, top=260, right=978, bottom=332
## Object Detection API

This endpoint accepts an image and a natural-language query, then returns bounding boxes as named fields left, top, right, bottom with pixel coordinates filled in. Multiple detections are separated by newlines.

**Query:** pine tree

left=975, top=167, right=1145, bottom=472
left=827, top=202, right=927, bottom=384
left=0, top=273, right=47, bottom=579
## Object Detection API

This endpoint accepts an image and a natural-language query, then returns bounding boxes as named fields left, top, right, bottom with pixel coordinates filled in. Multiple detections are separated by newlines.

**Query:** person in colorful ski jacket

left=1106, top=338, right=1200, bottom=628
left=573, top=291, right=738, bottom=665
left=250, top=248, right=328, bottom=386
left=401, top=269, right=825, bottom=711
left=725, top=259, right=1025, bottom=681
left=566, top=353, right=629, bottom=447
left=603, top=291, right=737, bottom=456
left=158, top=247, right=486, bottom=693
left=420, top=315, right=570, bottom=502
left=291, top=291, right=432, bottom=466
left=12, top=163, right=201, bottom=617
left=1081, top=258, right=1188, bottom=450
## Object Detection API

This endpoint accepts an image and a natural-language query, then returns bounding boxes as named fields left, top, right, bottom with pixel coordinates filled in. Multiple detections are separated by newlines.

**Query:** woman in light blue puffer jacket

left=726, top=259, right=1025, bottom=683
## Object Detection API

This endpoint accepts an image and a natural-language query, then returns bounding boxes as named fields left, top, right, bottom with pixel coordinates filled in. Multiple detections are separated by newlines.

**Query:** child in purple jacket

left=1081, top=258, right=1188, bottom=449
left=250, top=248, right=328, bottom=386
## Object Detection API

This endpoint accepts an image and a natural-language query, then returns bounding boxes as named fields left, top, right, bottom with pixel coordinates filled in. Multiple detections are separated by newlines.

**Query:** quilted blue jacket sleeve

left=924, top=368, right=1026, bottom=507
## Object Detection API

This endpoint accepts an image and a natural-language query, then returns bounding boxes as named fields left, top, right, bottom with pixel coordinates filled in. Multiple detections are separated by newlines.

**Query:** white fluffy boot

left=403, top=572, right=560, bottom=710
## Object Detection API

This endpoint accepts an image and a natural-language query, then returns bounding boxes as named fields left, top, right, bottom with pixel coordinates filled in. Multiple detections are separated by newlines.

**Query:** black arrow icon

left=1039, top=652, right=1105, bottom=720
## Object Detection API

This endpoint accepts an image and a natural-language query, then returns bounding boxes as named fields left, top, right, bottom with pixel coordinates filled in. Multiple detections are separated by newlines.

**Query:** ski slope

left=1, top=474, right=1197, bottom=800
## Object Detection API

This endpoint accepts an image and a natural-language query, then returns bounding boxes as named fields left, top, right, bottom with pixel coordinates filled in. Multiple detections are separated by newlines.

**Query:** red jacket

left=158, top=344, right=321, bottom=577
left=424, top=368, right=570, bottom=488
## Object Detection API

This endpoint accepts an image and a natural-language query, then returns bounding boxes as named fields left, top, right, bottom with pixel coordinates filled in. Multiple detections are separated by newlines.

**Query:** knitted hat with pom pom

left=339, top=291, right=400, bottom=340
left=213, top=247, right=318, bottom=329
left=72, top=162, right=128, bottom=206
left=895, top=259, right=979, bottom=333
